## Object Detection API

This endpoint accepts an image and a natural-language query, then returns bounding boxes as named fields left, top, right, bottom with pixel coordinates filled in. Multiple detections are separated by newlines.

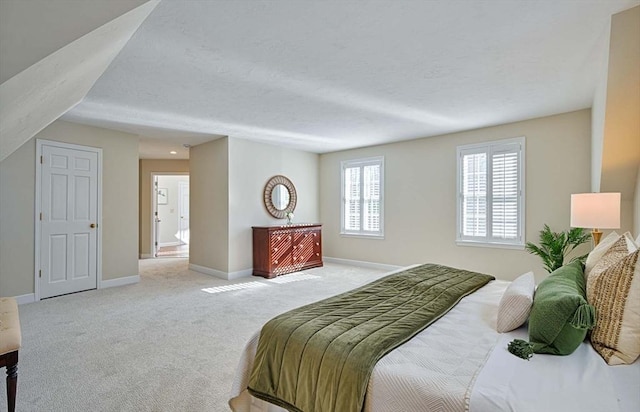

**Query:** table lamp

left=570, top=192, right=621, bottom=246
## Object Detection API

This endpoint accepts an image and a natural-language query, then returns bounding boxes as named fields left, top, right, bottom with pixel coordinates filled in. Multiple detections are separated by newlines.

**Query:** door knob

left=90, top=223, right=97, bottom=228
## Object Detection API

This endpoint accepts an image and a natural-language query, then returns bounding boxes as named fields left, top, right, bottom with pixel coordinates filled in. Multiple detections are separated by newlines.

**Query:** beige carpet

left=2, top=259, right=390, bottom=411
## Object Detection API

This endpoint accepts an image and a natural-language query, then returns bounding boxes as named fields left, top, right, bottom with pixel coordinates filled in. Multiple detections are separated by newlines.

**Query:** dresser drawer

left=253, top=224, right=323, bottom=278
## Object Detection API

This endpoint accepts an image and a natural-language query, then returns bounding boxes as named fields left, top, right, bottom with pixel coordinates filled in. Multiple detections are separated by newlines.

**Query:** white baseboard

left=189, top=263, right=252, bottom=280
left=100, top=275, right=140, bottom=289
left=140, top=253, right=154, bottom=259
left=323, top=257, right=403, bottom=272
left=14, top=293, right=35, bottom=305
left=228, top=268, right=253, bottom=280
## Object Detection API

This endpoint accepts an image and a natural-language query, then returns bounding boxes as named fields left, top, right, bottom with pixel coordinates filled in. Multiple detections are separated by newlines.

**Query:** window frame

left=456, top=136, right=525, bottom=249
left=340, top=156, right=385, bottom=238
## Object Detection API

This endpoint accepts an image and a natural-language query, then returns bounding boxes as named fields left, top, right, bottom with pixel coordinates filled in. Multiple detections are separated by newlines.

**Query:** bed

left=229, top=263, right=640, bottom=412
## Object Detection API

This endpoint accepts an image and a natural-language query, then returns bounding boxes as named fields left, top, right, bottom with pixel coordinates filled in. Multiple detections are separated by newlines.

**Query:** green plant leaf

left=526, top=225, right=590, bottom=273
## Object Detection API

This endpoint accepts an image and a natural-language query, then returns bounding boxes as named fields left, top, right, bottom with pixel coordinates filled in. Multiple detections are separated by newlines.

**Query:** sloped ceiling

left=600, top=6, right=640, bottom=200
left=0, top=0, right=159, bottom=162
left=0, top=0, right=148, bottom=84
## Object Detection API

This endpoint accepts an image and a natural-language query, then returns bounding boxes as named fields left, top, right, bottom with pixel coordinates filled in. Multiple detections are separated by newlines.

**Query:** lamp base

left=591, top=229, right=603, bottom=247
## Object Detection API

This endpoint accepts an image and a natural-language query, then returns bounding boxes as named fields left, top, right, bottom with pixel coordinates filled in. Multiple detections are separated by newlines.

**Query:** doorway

left=35, top=140, right=101, bottom=299
left=152, top=174, right=189, bottom=258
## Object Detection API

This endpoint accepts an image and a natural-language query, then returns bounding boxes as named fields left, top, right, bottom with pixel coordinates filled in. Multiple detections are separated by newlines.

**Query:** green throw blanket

left=247, top=263, right=495, bottom=412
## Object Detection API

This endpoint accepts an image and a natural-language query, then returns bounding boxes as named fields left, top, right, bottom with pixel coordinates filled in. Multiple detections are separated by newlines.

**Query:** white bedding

left=229, top=277, right=640, bottom=412
left=472, top=329, right=640, bottom=412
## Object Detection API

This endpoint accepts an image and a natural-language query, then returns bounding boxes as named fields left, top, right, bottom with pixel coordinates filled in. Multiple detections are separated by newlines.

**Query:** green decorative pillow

left=508, top=261, right=595, bottom=359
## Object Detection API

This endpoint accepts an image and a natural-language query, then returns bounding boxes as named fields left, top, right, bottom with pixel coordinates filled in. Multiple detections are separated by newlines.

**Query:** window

left=341, top=156, right=384, bottom=237
left=456, top=137, right=525, bottom=248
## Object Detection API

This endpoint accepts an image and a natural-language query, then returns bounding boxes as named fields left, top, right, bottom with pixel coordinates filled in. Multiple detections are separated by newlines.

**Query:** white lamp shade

left=570, top=193, right=621, bottom=229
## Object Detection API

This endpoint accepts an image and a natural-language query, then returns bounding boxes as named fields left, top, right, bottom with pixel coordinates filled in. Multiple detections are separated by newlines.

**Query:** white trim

left=189, top=263, right=252, bottom=280
left=340, top=156, right=385, bottom=237
left=456, top=136, right=525, bottom=248
left=140, top=254, right=154, bottom=259
left=150, top=172, right=189, bottom=258
left=14, top=293, right=35, bottom=305
left=339, top=233, right=385, bottom=240
left=189, top=263, right=222, bottom=278
left=323, top=257, right=402, bottom=272
left=228, top=269, right=253, bottom=280
left=35, top=139, right=103, bottom=302
left=456, top=240, right=525, bottom=250
left=99, top=275, right=140, bottom=289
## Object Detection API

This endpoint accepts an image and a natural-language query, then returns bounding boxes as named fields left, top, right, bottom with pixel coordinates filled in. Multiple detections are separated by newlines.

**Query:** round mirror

left=264, top=175, right=297, bottom=219
left=271, top=184, right=290, bottom=211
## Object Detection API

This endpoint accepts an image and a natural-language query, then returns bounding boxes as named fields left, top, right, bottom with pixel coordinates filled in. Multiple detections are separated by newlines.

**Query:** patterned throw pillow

left=588, top=234, right=637, bottom=281
left=584, top=231, right=620, bottom=278
left=496, top=272, right=535, bottom=333
left=588, top=250, right=640, bottom=365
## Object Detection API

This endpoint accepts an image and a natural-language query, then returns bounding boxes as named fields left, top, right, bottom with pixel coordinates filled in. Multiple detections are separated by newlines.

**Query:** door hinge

left=40, top=155, right=43, bottom=164
left=40, top=212, right=43, bottom=221
left=39, top=269, right=42, bottom=278
left=155, top=241, right=158, bottom=246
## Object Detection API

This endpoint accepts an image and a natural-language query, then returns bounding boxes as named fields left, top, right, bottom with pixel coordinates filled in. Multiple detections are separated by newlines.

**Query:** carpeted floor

left=2, top=259, right=390, bottom=412
left=156, top=245, right=189, bottom=258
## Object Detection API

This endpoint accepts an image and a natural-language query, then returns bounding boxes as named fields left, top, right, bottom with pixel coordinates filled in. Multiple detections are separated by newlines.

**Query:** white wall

left=0, top=120, right=139, bottom=297
left=228, top=138, right=319, bottom=273
left=157, top=175, right=189, bottom=245
left=320, top=110, right=592, bottom=283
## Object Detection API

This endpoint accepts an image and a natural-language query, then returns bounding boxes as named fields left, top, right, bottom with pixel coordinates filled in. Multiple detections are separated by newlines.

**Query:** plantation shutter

left=461, top=151, right=487, bottom=237
left=457, top=138, right=524, bottom=246
left=363, top=164, right=381, bottom=231
left=341, top=157, right=384, bottom=236
left=491, top=147, right=519, bottom=240
left=344, top=166, right=361, bottom=231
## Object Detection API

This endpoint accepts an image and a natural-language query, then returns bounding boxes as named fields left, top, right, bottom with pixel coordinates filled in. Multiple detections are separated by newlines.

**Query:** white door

left=39, top=143, right=99, bottom=299
left=153, top=177, right=160, bottom=257
left=178, top=181, right=189, bottom=245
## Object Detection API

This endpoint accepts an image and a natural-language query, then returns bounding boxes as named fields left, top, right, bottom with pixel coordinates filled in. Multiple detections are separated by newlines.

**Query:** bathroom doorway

left=153, top=174, right=189, bottom=258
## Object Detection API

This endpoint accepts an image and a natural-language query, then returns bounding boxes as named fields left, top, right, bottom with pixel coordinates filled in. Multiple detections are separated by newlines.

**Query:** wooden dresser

left=252, top=224, right=323, bottom=278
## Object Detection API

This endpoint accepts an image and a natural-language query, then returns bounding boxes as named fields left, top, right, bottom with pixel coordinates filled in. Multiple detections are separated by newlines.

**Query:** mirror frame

left=263, top=175, right=297, bottom=219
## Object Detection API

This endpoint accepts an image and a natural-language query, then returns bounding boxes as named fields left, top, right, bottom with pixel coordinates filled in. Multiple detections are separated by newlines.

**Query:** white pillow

left=585, top=231, right=620, bottom=277
left=496, top=272, right=536, bottom=333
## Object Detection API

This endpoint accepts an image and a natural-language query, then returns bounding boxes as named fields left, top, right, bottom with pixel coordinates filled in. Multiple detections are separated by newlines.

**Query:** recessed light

left=170, top=151, right=177, bottom=155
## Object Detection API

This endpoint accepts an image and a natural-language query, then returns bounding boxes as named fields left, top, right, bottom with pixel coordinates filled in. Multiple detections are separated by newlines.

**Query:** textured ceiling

left=64, top=0, right=640, bottom=154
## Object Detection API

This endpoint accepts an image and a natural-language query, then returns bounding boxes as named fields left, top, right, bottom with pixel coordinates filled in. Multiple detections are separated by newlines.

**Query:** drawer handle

left=274, top=247, right=278, bottom=252
left=316, top=242, right=319, bottom=246
left=277, top=236, right=281, bottom=240
left=304, top=234, right=308, bottom=237
left=316, top=253, right=319, bottom=256
left=313, top=233, right=317, bottom=237
left=294, top=257, right=297, bottom=261
left=293, top=245, right=297, bottom=249
left=288, top=236, right=292, bottom=240
left=274, top=260, right=278, bottom=264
